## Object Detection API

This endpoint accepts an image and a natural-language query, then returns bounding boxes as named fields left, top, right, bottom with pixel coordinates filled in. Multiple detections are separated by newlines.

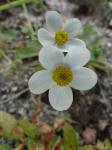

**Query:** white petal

left=66, top=38, right=86, bottom=49
left=54, top=39, right=86, bottom=52
left=38, top=28, right=54, bottom=46
left=45, top=11, right=63, bottom=32
left=71, top=67, right=97, bottom=90
left=64, top=18, right=82, bottom=37
left=49, top=86, right=73, bottom=111
left=28, top=70, right=52, bottom=94
left=64, top=46, right=90, bottom=68
left=39, top=46, right=64, bottom=70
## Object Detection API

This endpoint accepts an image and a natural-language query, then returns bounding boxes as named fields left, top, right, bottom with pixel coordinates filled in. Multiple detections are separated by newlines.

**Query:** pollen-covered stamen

left=52, top=66, right=73, bottom=86
left=55, top=30, right=69, bottom=45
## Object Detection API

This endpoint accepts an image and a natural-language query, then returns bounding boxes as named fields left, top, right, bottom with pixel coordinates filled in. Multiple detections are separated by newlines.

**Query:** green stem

left=22, top=3, right=35, bottom=37
left=0, top=0, right=32, bottom=11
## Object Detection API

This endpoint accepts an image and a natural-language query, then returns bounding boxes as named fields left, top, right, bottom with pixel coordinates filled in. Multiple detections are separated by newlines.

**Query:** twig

left=2, top=52, right=12, bottom=64
left=0, top=88, right=29, bottom=105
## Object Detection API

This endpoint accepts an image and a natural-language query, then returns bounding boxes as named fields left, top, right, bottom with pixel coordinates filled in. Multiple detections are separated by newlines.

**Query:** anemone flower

left=38, top=11, right=85, bottom=52
left=28, top=46, right=97, bottom=111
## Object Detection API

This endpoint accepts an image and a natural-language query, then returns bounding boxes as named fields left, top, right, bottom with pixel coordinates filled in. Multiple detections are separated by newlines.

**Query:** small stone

left=107, top=42, right=112, bottom=48
left=18, top=108, right=27, bottom=119
left=11, top=86, right=18, bottom=92
left=9, top=108, right=16, bottom=113
left=1, top=95, right=7, bottom=100
left=109, top=19, right=112, bottom=28
left=82, top=127, right=96, bottom=144
left=98, top=120, right=108, bottom=131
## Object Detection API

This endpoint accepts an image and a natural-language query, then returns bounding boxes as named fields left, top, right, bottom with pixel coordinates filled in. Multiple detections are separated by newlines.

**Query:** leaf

left=26, top=138, right=37, bottom=150
left=62, top=123, right=79, bottom=150
left=19, top=119, right=39, bottom=139
left=88, top=42, right=107, bottom=71
left=96, top=140, right=112, bottom=150
left=15, top=47, right=38, bottom=60
left=21, top=26, right=33, bottom=35
left=90, top=43, right=106, bottom=61
left=0, top=30, right=18, bottom=41
left=0, top=111, right=17, bottom=139
left=80, top=24, right=98, bottom=43
left=87, top=43, right=107, bottom=71
left=80, top=24, right=107, bottom=72
left=15, top=38, right=41, bottom=60
left=33, top=0, right=44, bottom=9
left=88, top=60, right=107, bottom=71
left=48, top=135, right=59, bottom=150
left=0, top=145, right=9, bottom=150
left=79, top=145, right=94, bottom=150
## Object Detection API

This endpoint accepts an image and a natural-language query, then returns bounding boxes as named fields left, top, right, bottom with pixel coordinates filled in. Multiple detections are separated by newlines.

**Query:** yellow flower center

left=55, top=30, right=69, bottom=45
left=52, top=66, right=73, bottom=86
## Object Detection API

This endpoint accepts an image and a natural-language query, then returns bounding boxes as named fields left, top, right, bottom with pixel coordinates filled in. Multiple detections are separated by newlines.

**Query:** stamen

left=55, top=30, right=69, bottom=46
left=52, top=66, right=73, bottom=86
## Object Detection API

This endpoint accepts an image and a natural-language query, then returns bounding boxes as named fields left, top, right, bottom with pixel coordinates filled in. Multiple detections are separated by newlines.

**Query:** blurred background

left=0, top=0, right=112, bottom=149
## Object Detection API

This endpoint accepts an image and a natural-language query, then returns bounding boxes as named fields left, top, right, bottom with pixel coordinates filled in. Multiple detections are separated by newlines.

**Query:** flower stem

left=0, top=0, right=32, bottom=11
left=22, top=3, right=35, bottom=37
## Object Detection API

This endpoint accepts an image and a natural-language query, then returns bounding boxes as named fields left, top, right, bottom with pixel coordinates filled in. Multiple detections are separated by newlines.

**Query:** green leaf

left=0, top=111, right=17, bottom=139
left=0, top=30, right=18, bottom=41
left=88, top=43, right=107, bottom=71
left=26, top=138, right=37, bottom=150
left=90, top=43, right=105, bottom=61
left=0, top=145, right=9, bottom=150
left=80, top=24, right=107, bottom=72
left=96, top=140, right=112, bottom=150
left=15, top=47, right=38, bottom=60
left=62, top=123, right=79, bottom=150
left=48, top=135, right=59, bottom=150
left=80, top=24, right=98, bottom=43
left=33, top=0, right=44, bottom=9
left=21, top=26, right=33, bottom=35
left=79, top=145, right=94, bottom=150
left=0, top=111, right=17, bottom=133
left=19, top=119, right=39, bottom=139
left=15, top=38, right=41, bottom=60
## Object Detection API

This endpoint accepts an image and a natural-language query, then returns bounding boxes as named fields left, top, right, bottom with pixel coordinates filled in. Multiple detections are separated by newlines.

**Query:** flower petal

left=71, top=67, right=97, bottom=90
left=66, top=38, right=86, bottom=49
left=45, top=11, right=63, bottom=32
left=28, top=70, right=52, bottom=94
left=39, top=46, right=64, bottom=70
left=64, top=46, right=90, bottom=68
left=64, top=18, right=82, bottom=37
left=49, top=86, right=73, bottom=111
left=38, top=28, right=54, bottom=46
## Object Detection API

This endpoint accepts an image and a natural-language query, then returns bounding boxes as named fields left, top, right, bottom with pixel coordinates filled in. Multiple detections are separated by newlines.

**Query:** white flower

left=28, top=46, right=97, bottom=111
left=38, top=11, right=85, bottom=52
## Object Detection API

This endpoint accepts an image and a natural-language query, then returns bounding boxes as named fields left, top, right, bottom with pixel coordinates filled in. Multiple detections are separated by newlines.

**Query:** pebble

left=107, top=42, right=112, bottom=48
left=11, top=86, right=18, bottom=92
left=9, top=108, right=16, bottom=113
left=109, top=19, right=112, bottom=28
left=1, top=94, right=7, bottom=100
